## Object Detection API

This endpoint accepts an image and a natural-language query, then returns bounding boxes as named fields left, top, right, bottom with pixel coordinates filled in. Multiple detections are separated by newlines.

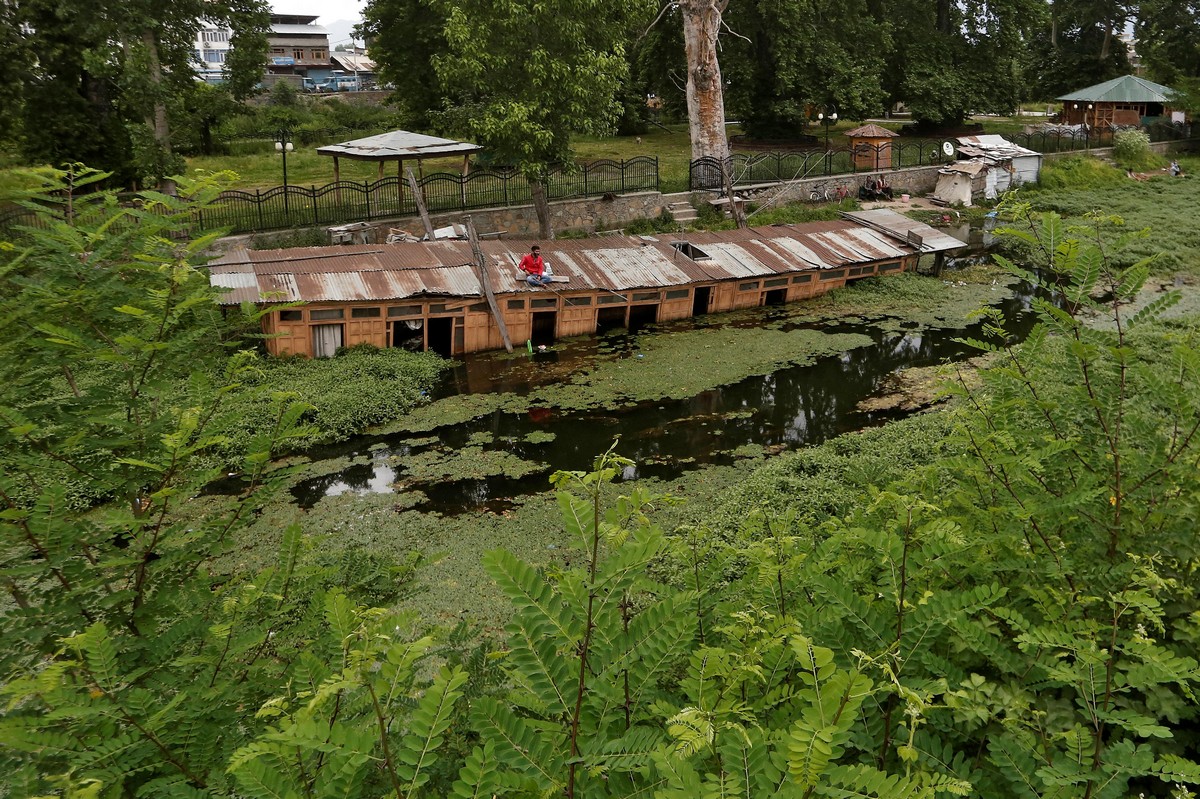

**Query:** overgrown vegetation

left=4, top=166, right=1200, bottom=799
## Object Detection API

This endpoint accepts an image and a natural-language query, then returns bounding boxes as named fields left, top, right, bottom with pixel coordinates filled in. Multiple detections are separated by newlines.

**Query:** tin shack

left=209, top=209, right=963, bottom=358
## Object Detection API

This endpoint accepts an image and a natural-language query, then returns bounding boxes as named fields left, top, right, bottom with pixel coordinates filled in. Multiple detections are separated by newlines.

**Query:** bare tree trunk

left=679, top=0, right=730, bottom=164
left=1050, top=0, right=1058, bottom=47
left=142, top=29, right=176, bottom=195
left=1099, top=24, right=1113, bottom=62
left=530, top=179, right=554, bottom=240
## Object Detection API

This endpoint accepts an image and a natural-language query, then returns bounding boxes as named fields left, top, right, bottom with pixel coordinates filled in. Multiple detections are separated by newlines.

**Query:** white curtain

left=312, top=324, right=343, bottom=358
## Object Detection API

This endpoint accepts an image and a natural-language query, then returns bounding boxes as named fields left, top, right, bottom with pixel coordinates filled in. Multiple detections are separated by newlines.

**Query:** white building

left=194, top=22, right=235, bottom=82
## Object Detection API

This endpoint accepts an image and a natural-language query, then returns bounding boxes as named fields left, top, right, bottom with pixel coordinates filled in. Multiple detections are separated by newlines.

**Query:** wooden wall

left=260, top=259, right=918, bottom=358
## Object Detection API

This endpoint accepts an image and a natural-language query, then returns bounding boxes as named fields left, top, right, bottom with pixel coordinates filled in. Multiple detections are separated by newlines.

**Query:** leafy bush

left=1111, top=127, right=1163, bottom=171
left=208, top=344, right=447, bottom=464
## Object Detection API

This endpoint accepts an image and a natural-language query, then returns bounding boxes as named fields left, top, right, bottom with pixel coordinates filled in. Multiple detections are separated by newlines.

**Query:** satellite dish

left=942, top=141, right=955, bottom=157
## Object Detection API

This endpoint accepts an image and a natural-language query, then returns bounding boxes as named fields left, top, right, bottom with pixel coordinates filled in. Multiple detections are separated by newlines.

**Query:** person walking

left=519, top=245, right=552, bottom=287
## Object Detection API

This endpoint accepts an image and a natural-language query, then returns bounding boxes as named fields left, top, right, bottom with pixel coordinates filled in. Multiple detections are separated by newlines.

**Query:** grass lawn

left=179, top=114, right=1051, bottom=192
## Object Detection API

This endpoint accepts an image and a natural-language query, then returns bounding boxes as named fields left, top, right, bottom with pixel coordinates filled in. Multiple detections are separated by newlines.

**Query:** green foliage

left=1112, top=128, right=1163, bottom=171
left=1035, top=155, right=1128, bottom=191
left=0, top=169, right=449, bottom=798
left=208, top=345, right=446, bottom=464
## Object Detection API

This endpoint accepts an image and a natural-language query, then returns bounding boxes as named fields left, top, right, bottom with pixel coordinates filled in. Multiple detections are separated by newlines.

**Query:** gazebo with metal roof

left=1057, top=75, right=1175, bottom=128
left=315, top=130, right=484, bottom=183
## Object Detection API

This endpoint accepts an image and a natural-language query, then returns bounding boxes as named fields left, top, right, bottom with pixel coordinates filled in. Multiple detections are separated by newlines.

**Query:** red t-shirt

left=519, top=253, right=544, bottom=277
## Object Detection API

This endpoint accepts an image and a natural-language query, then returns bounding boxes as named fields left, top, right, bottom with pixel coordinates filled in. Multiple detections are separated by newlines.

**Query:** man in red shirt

left=519, top=245, right=552, bottom=287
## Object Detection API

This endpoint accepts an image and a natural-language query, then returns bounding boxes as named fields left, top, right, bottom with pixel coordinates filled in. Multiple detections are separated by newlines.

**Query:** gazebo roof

left=845, top=124, right=898, bottom=139
left=1057, top=75, right=1174, bottom=104
left=316, top=131, right=483, bottom=162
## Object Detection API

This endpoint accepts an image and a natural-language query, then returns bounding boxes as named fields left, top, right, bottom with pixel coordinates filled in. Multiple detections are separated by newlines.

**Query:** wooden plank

left=405, top=167, right=436, bottom=240
left=465, top=215, right=514, bottom=353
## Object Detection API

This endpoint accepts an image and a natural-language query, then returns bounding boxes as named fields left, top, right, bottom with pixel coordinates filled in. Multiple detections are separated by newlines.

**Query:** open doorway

left=692, top=286, right=712, bottom=316
left=312, top=324, right=343, bottom=358
left=628, top=304, right=659, bottom=334
left=595, top=306, right=627, bottom=335
left=391, top=319, right=424, bottom=351
left=427, top=317, right=454, bottom=357
left=530, top=311, right=557, bottom=346
left=764, top=288, right=787, bottom=305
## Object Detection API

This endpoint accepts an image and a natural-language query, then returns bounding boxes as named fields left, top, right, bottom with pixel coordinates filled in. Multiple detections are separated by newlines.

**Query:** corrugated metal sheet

left=841, top=209, right=966, bottom=253
left=210, top=215, right=959, bottom=305
left=956, top=135, right=1040, bottom=160
left=315, top=131, right=482, bottom=160
left=1057, top=75, right=1173, bottom=104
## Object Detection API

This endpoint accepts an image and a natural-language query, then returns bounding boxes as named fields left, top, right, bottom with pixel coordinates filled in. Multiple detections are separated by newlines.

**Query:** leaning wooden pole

left=406, top=166, right=436, bottom=240
left=465, top=215, right=513, bottom=352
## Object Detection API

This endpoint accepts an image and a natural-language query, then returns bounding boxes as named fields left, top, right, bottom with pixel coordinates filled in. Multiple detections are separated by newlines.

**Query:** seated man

left=519, top=245, right=552, bottom=287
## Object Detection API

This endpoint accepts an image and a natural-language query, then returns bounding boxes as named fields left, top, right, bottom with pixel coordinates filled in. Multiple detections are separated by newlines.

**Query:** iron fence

left=690, top=140, right=955, bottom=190
left=188, top=157, right=660, bottom=234
left=691, top=124, right=1196, bottom=190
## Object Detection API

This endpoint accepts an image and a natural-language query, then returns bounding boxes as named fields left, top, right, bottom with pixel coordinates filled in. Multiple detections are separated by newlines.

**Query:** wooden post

left=466, top=215, right=513, bottom=353
left=334, top=156, right=342, bottom=204
left=377, top=161, right=384, bottom=181
left=462, top=154, right=470, bottom=176
left=406, top=167, right=435, bottom=240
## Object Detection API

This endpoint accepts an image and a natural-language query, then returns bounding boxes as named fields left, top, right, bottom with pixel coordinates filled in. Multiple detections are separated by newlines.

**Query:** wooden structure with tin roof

left=1057, top=75, right=1175, bottom=128
left=209, top=210, right=964, bottom=358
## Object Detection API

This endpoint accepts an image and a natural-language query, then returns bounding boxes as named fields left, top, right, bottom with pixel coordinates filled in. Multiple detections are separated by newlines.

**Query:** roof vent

left=670, top=241, right=711, bottom=260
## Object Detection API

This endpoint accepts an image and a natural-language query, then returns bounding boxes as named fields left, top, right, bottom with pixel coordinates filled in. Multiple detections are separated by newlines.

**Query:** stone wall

left=734, top=166, right=943, bottom=208
left=388, top=191, right=668, bottom=239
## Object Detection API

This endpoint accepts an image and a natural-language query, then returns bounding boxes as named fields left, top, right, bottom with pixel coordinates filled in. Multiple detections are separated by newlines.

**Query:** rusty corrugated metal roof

left=210, top=216, right=957, bottom=305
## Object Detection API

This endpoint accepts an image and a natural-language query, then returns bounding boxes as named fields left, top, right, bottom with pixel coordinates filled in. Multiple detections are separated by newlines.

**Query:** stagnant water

left=290, top=269, right=1041, bottom=516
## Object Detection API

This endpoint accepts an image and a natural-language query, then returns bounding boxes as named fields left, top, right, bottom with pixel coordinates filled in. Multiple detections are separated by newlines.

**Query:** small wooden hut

left=845, top=124, right=899, bottom=171
left=209, top=211, right=965, bottom=359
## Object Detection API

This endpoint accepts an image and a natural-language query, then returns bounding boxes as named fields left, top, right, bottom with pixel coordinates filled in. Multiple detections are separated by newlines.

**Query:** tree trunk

left=679, top=0, right=730, bottom=164
left=530, top=179, right=554, bottom=240
left=141, top=29, right=176, bottom=195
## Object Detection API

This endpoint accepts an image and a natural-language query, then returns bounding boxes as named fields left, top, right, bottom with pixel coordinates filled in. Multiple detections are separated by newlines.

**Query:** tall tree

left=879, top=0, right=1042, bottom=127
left=677, top=0, right=730, bottom=164
left=722, top=0, right=890, bottom=138
left=371, top=0, right=648, bottom=239
left=2, top=0, right=268, bottom=187
left=1136, top=0, right=1200, bottom=84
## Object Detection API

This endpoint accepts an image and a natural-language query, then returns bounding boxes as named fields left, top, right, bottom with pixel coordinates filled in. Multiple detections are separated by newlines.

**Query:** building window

left=279, top=310, right=303, bottom=321
left=428, top=304, right=448, bottom=313
left=312, top=49, right=327, bottom=60
left=879, top=262, right=902, bottom=272
left=293, top=48, right=304, bottom=60
left=270, top=47, right=286, bottom=55
left=388, top=305, right=421, bottom=316
left=203, top=50, right=226, bottom=63
left=531, top=298, right=557, bottom=309
left=665, top=289, right=690, bottom=300
left=819, top=270, right=845, bottom=281
left=764, top=277, right=789, bottom=287
left=565, top=296, right=592, bottom=306
left=467, top=302, right=490, bottom=312
left=738, top=281, right=760, bottom=291
left=597, top=294, right=626, bottom=305
left=633, top=291, right=660, bottom=302
left=792, top=274, right=812, bottom=283
left=310, top=308, right=344, bottom=320
left=351, top=307, right=381, bottom=318
left=506, top=299, right=526, bottom=310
